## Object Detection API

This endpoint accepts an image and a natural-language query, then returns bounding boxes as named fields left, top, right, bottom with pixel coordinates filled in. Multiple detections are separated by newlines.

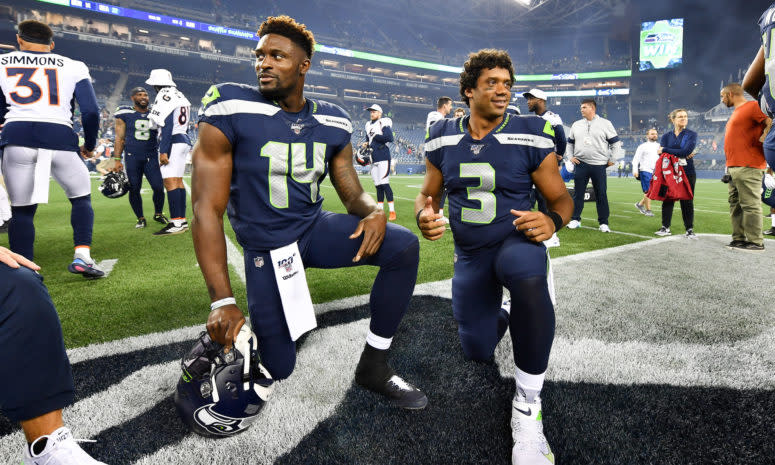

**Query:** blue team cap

left=130, top=87, right=149, bottom=96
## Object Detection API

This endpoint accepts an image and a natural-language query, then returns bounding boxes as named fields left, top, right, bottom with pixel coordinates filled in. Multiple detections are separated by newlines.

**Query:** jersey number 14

left=260, top=141, right=326, bottom=209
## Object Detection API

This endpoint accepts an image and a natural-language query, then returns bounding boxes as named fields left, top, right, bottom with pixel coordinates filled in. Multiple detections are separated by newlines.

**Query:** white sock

left=74, top=246, right=91, bottom=261
left=377, top=202, right=384, bottom=211
left=388, top=201, right=395, bottom=212
left=771, top=214, right=775, bottom=227
left=438, top=208, right=444, bottom=216
left=173, top=218, right=185, bottom=227
left=366, top=330, right=392, bottom=350
left=515, top=367, right=545, bottom=403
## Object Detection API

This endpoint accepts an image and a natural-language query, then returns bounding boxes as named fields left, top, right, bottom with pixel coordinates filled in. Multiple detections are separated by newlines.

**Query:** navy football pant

left=572, top=161, right=609, bottom=225
left=452, top=233, right=555, bottom=375
left=243, top=210, right=419, bottom=380
left=125, top=152, right=164, bottom=219
left=0, top=264, right=74, bottom=422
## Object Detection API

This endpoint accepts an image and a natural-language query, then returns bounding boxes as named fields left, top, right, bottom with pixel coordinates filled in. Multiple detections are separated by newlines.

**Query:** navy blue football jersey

left=197, top=83, right=353, bottom=250
left=114, top=105, right=158, bottom=155
left=760, top=3, right=775, bottom=146
left=763, top=178, right=775, bottom=209
left=425, top=114, right=555, bottom=252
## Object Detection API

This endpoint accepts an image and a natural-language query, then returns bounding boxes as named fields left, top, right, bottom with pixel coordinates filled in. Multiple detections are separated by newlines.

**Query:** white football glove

left=764, top=173, right=775, bottom=190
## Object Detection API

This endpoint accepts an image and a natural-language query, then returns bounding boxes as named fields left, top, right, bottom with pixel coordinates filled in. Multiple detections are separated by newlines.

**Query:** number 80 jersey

left=198, top=82, right=353, bottom=250
left=425, top=114, right=555, bottom=252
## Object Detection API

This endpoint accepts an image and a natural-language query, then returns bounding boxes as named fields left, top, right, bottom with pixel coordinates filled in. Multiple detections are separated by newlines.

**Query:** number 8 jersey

left=114, top=105, right=158, bottom=156
left=0, top=50, right=99, bottom=151
left=425, top=114, right=555, bottom=252
left=197, top=82, right=353, bottom=250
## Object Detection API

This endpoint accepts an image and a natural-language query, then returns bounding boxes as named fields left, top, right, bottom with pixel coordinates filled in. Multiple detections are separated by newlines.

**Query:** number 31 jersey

left=425, top=114, right=555, bottom=252
left=114, top=106, right=158, bottom=156
left=198, top=82, right=353, bottom=250
left=0, top=50, right=99, bottom=151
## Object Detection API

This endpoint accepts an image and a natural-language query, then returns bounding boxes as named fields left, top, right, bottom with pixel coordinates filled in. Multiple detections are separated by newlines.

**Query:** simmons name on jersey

left=425, top=114, right=556, bottom=251
left=197, top=83, right=353, bottom=250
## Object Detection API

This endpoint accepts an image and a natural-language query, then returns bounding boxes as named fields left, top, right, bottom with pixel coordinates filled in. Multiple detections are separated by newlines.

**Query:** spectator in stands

left=453, top=108, right=466, bottom=118
left=566, top=98, right=622, bottom=232
left=632, top=128, right=660, bottom=217
left=655, top=109, right=698, bottom=238
left=721, top=83, right=772, bottom=251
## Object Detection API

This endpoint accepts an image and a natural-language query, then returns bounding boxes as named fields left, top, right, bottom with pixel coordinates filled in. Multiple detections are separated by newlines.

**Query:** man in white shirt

left=632, top=128, right=660, bottom=217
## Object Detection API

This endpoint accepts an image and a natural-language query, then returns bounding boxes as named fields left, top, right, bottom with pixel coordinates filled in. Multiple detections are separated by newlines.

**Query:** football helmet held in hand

left=174, top=326, right=273, bottom=437
left=99, top=171, right=130, bottom=198
left=355, top=145, right=373, bottom=166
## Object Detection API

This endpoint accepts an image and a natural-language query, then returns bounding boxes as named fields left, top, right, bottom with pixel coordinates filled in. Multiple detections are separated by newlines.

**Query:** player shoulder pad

left=543, top=111, right=563, bottom=127
left=379, top=117, right=393, bottom=127
left=199, top=82, right=267, bottom=118
left=424, top=118, right=460, bottom=150
left=515, top=114, right=556, bottom=137
left=312, top=100, right=353, bottom=134
left=114, top=105, right=133, bottom=116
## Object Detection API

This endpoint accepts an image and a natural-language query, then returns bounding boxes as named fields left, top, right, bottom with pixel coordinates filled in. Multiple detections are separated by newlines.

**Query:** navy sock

left=506, top=276, right=556, bottom=374
left=383, top=184, right=394, bottom=202
left=9, top=205, right=37, bottom=260
left=368, top=231, right=419, bottom=339
left=376, top=185, right=385, bottom=203
left=168, top=188, right=187, bottom=219
left=69, top=195, right=94, bottom=247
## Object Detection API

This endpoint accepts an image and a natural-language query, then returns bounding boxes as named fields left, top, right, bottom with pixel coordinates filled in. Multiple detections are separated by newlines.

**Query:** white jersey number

left=6, top=67, right=59, bottom=105
left=260, top=141, right=326, bottom=209
left=460, top=163, right=496, bottom=224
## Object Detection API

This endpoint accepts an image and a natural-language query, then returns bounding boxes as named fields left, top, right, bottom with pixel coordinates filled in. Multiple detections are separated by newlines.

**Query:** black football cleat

left=153, top=213, right=169, bottom=224
left=354, top=344, right=428, bottom=410
left=764, top=228, right=775, bottom=236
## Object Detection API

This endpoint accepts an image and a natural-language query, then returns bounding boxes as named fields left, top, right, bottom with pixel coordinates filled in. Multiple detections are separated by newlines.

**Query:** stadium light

left=514, top=0, right=531, bottom=6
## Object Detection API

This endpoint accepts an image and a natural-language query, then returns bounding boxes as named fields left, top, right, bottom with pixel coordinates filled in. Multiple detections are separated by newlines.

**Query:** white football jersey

left=541, top=110, right=563, bottom=127
left=425, top=110, right=444, bottom=131
left=365, top=117, right=392, bottom=144
left=0, top=51, right=91, bottom=127
left=149, top=86, right=191, bottom=137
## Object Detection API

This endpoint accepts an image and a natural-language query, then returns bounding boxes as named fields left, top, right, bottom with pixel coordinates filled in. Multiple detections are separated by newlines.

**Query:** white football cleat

left=566, top=220, right=580, bottom=229
left=22, top=427, right=106, bottom=465
left=511, top=396, right=555, bottom=465
left=542, top=233, right=560, bottom=248
left=598, top=224, right=610, bottom=233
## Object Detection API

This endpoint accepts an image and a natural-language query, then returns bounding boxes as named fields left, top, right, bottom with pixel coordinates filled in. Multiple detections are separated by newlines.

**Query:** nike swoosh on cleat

left=514, top=406, right=531, bottom=416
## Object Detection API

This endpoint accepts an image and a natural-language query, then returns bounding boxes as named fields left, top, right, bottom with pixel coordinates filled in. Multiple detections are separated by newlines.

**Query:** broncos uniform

left=0, top=50, right=100, bottom=266
left=759, top=3, right=775, bottom=168
left=198, top=83, right=419, bottom=380
left=365, top=115, right=394, bottom=186
left=425, top=113, right=557, bottom=371
left=114, top=105, right=164, bottom=220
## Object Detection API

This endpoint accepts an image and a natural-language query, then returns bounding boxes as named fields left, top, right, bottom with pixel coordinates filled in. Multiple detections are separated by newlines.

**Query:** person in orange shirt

left=721, top=82, right=772, bottom=251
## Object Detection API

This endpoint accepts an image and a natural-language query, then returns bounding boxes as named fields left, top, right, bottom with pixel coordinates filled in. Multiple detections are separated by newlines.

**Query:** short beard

left=258, top=80, right=292, bottom=101
left=135, top=101, right=148, bottom=110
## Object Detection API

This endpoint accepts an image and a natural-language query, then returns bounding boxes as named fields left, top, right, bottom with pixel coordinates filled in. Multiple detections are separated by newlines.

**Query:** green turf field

left=0, top=173, right=755, bottom=348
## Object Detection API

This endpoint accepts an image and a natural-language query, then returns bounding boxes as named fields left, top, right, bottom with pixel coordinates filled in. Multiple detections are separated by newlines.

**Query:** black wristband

left=415, top=209, right=423, bottom=228
left=547, top=211, right=563, bottom=232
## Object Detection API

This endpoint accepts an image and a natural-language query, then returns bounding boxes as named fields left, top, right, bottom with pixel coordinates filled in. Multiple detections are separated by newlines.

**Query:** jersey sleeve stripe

left=312, top=114, right=353, bottom=134
left=424, top=134, right=465, bottom=152
left=493, top=133, right=555, bottom=149
left=203, top=99, right=280, bottom=118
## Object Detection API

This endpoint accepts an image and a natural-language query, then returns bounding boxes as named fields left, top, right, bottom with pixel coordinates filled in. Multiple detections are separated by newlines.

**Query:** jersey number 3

left=6, top=68, right=59, bottom=105
left=460, top=163, right=496, bottom=224
left=260, top=141, right=326, bottom=209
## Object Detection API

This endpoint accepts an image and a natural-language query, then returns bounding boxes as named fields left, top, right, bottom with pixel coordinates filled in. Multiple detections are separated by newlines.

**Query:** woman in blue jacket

left=655, top=108, right=698, bottom=238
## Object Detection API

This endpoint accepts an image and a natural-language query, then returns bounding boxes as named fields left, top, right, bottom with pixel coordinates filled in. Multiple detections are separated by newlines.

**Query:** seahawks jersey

left=425, top=114, right=555, bottom=252
left=760, top=3, right=775, bottom=147
left=197, top=83, right=353, bottom=250
left=114, top=106, right=158, bottom=155
left=0, top=50, right=99, bottom=151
